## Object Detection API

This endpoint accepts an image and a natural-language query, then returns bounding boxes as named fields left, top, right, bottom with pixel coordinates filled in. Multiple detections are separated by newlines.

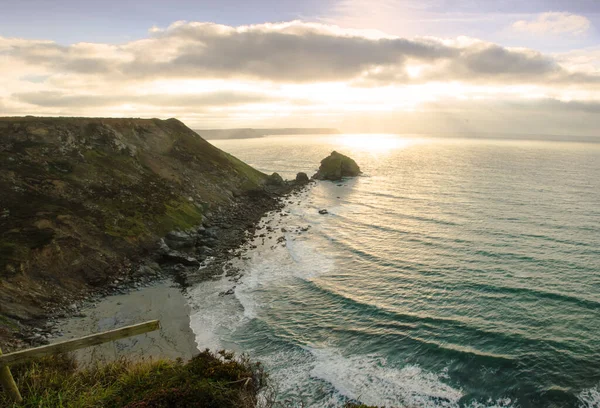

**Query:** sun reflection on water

left=337, top=134, right=419, bottom=153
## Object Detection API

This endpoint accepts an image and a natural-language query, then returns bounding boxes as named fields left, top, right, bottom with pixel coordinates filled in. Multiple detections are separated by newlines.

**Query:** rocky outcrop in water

left=313, top=151, right=361, bottom=181
left=295, top=172, right=310, bottom=184
left=266, top=172, right=285, bottom=186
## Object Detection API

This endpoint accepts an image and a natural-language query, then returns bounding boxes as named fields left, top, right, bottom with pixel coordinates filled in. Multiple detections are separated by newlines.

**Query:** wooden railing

left=0, top=320, right=161, bottom=404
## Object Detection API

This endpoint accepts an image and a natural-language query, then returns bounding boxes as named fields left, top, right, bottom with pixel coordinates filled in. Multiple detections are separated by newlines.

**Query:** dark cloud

left=125, top=26, right=456, bottom=81
left=5, top=21, right=599, bottom=86
left=460, top=45, right=557, bottom=76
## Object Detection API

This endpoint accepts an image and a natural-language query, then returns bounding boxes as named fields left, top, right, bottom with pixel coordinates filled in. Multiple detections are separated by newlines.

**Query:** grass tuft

left=2, top=350, right=266, bottom=408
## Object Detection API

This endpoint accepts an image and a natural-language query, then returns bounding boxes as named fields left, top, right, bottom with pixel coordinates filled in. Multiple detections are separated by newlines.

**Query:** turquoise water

left=189, top=135, right=600, bottom=407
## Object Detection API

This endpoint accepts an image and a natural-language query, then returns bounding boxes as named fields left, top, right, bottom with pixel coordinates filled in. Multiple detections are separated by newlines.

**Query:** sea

left=188, top=134, right=600, bottom=408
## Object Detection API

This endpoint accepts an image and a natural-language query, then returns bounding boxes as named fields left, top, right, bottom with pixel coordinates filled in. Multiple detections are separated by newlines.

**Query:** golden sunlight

left=336, top=134, right=419, bottom=152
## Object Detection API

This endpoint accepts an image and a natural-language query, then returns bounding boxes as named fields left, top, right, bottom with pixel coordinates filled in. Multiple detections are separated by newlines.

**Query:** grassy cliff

left=0, top=117, right=268, bottom=341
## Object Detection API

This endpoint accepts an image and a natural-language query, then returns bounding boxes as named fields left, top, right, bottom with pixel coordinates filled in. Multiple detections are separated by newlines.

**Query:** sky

left=1, top=0, right=600, bottom=135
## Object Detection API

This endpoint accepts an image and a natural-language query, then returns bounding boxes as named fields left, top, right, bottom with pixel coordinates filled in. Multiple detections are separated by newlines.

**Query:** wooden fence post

left=0, top=347, right=22, bottom=404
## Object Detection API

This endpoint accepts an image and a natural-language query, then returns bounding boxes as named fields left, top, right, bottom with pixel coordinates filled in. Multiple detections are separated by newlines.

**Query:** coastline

left=0, top=116, right=315, bottom=353
left=12, top=181, right=313, bottom=362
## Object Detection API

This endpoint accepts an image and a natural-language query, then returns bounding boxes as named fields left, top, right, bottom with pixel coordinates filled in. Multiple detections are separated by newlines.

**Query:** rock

left=203, top=238, right=218, bottom=248
left=295, top=172, right=310, bottom=183
left=219, top=287, right=236, bottom=296
left=313, top=151, right=361, bottom=181
left=165, top=230, right=196, bottom=249
left=173, top=264, right=188, bottom=273
left=205, top=228, right=219, bottom=239
left=135, top=262, right=162, bottom=278
left=157, top=238, right=171, bottom=255
left=162, top=251, right=201, bottom=266
left=198, top=246, right=213, bottom=255
left=266, top=172, right=285, bottom=186
left=319, top=209, right=329, bottom=215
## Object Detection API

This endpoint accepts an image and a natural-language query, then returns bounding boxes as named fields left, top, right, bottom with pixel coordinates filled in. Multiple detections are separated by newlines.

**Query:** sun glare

left=337, top=134, right=418, bottom=152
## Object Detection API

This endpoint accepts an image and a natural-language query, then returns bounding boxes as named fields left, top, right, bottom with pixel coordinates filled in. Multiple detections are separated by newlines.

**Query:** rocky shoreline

left=1, top=124, right=361, bottom=357
left=12, top=178, right=313, bottom=351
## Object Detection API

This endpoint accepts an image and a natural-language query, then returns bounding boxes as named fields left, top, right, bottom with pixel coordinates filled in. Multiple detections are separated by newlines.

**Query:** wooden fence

left=0, top=320, right=160, bottom=404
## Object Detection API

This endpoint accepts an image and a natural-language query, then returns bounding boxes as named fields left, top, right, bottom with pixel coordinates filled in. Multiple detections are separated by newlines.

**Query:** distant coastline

left=196, top=128, right=340, bottom=140
left=196, top=128, right=600, bottom=143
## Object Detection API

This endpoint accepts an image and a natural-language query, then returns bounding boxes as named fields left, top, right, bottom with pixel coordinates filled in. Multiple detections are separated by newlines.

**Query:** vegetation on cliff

left=1, top=350, right=267, bottom=408
left=1, top=351, right=381, bottom=407
left=0, top=117, right=268, bottom=345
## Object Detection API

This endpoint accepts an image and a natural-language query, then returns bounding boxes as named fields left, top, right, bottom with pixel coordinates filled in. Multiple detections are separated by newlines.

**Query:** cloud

left=3, top=21, right=599, bottom=87
left=2, top=20, right=600, bottom=134
left=12, top=90, right=284, bottom=108
left=512, top=12, right=591, bottom=36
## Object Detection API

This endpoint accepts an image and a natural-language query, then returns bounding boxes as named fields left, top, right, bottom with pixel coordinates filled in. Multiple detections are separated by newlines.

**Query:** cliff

left=0, top=117, right=268, bottom=339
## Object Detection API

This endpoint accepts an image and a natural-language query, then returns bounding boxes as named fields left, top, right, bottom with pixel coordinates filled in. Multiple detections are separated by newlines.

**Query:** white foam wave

left=188, top=275, right=245, bottom=350
left=190, top=194, right=335, bottom=348
left=463, top=398, right=516, bottom=408
left=307, top=347, right=462, bottom=408
left=233, top=203, right=335, bottom=319
left=578, top=384, right=600, bottom=408
left=256, top=344, right=519, bottom=408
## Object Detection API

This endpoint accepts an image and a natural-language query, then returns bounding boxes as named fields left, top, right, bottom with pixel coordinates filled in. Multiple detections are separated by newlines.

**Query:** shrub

left=1, top=349, right=267, bottom=408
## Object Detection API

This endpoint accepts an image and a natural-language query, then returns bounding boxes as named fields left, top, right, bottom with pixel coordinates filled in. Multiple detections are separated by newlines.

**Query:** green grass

left=159, top=200, right=204, bottom=234
left=223, top=153, right=266, bottom=189
left=2, top=350, right=266, bottom=408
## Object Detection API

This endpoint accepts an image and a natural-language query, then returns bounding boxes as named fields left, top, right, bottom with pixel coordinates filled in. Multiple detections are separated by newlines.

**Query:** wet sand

left=53, top=280, right=198, bottom=365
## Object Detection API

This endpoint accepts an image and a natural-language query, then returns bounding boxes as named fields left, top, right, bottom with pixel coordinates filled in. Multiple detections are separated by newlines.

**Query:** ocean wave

left=306, top=347, right=463, bottom=408
left=578, top=384, right=600, bottom=408
left=462, top=282, right=600, bottom=311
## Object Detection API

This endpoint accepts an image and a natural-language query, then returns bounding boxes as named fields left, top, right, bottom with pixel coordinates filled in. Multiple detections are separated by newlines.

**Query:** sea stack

left=313, top=151, right=361, bottom=181
left=295, top=172, right=310, bottom=184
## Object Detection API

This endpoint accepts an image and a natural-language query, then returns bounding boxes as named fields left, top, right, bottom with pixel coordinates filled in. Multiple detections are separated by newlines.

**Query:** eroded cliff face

left=0, top=117, right=267, bottom=329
